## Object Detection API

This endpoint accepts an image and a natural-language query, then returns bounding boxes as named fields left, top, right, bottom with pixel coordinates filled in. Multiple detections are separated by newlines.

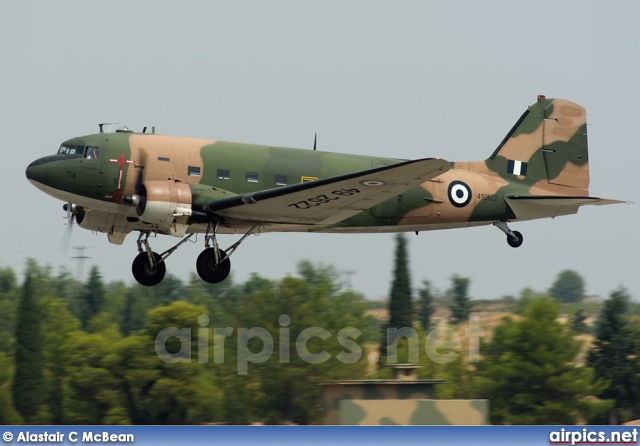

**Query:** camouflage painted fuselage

left=25, top=97, right=618, bottom=244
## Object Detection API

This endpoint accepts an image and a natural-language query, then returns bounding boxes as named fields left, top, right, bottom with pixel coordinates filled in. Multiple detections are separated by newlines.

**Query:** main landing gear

left=131, top=224, right=256, bottom=287
left=493, top=221, right=523, bottom=248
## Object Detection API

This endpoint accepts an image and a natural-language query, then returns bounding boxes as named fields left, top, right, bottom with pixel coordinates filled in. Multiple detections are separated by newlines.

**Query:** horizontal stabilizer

left=206, top=158, right=450, bottom=225
left=505, top=196, right=625, bottom=221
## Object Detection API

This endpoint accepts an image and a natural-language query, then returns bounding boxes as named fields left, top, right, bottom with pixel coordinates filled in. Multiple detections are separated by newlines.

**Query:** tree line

left=380, top=233, right=640, bottom=425
left=1, top=237, right=639, bottom=425
left=2, top=260, right=377, bottom=425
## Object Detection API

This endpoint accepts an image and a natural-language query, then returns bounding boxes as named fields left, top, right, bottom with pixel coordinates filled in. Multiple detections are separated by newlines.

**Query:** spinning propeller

left=60, top=202, right=85, bottom=252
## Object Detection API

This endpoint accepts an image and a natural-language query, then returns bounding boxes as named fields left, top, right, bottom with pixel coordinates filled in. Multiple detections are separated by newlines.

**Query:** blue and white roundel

left=448, top=181, right=472, bottom=207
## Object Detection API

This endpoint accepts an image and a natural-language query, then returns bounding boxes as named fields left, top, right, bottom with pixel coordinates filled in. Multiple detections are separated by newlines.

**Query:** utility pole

left=72, top=246, right=90, bottom=281
left=341, top=270, right=357, bottom=289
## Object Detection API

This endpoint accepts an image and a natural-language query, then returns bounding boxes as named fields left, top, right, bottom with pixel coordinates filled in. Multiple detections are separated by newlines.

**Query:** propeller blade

left=60, top=203, right=77, bottom=256
left=59, top=221, right=73, bottom=255
left=64, top=202, right=72, bottom=225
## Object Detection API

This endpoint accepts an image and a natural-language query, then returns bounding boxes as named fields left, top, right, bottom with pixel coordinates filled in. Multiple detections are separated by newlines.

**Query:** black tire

left=132, top=252, right=166, bottom=286
left=196, top=248, right=231, bottom=283
left=507, top=230, right=524, bottom=248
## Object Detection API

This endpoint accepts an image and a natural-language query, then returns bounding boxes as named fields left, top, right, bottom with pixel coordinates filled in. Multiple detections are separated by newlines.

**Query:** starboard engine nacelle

left=128, top=180, right=193, bottom=237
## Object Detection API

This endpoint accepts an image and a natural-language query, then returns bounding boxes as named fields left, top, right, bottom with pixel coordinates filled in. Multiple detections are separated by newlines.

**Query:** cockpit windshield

left=56, top=145, right=100, bottom=159
left=84, top=146, right=99, bottom=159
left=57, top=145, right=84, bottom=156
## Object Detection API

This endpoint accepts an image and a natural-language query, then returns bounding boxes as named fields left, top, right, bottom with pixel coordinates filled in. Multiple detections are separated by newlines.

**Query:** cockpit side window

left=57, top=145, right=84, bottom=156
left=84, top=146, right=99, bottom=159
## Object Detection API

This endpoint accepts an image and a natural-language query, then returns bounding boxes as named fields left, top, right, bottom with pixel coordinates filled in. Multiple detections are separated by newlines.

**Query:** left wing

left=205, top=158, right=450, bottom=225
left=505, top=195, right=626, bottom=220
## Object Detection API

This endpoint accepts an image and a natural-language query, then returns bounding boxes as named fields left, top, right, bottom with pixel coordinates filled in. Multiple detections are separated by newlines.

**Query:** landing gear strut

left=130, top=224, right=257, bottom=286
left=493, top=221, right=523, bottom=248
left=131, top=231, right=194, bottom=286
left=196, top=223, right=255, bottom=284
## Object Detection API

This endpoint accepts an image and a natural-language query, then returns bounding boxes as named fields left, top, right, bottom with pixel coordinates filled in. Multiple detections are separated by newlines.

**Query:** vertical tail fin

left=487, top=96, right=589, bottom=190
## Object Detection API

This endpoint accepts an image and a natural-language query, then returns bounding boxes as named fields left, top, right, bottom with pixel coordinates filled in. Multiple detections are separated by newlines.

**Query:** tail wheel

left=196, top=248, right=231, bottom=283
left=507, top=230, right=524, bottom=248
left=132, top=252, right=166, bottom=286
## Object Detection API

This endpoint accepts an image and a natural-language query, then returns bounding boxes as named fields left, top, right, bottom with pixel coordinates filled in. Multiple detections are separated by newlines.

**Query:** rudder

left=487, top=96, right=589, bottom=190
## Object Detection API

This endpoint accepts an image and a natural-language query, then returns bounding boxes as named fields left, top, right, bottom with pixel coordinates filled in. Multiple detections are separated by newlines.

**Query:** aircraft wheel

left=132, top=252, right=166, bottom=286
left=196, top=248, right=231, bottom=283
left=507, top=231, right=524, bottom=248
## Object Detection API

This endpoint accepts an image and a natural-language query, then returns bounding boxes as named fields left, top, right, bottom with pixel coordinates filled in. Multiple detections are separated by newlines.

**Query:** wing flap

left=505, top=195, right=625, bottom=220
left=206, top=158, right=450, bottom=225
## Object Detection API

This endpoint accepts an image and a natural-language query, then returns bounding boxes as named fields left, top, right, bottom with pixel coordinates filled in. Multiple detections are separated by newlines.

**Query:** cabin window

left=58, top=145, right=83, bottom=156
left=274, top=175, right=287, bottom=186
left=188, top=166, right=201, bottom=176
left=246, top=172, right=259, bottom=183
left=301, top=176, right=318, bottom=183
left=84, top=146, right=99, bottom=159
left=158, top=156, right=170, bottom=162
left=217, top=169, right=230, bottom=180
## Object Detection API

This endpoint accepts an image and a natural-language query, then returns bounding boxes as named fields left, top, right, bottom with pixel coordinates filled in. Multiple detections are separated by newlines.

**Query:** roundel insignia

left=448, top=180, right=472, bottom=207
left=359, top=180, right=386, bottom=187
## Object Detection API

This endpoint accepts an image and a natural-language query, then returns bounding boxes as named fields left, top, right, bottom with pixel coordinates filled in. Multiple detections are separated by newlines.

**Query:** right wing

left=205, top=158, right=450, bottom=225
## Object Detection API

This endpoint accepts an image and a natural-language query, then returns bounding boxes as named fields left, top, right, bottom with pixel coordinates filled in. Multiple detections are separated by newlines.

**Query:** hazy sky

left=2, top=1, right=638, bottom=300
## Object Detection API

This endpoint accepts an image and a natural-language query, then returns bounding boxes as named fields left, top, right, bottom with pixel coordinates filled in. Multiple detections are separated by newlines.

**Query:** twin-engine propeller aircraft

left=26, top=96, right=622, bottom=286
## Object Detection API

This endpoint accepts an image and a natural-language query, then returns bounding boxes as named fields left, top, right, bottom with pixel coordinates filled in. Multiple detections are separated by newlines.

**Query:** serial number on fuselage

left=288, top=188, right=361, bottom=210
left=477, top=193, right=498, bottom=202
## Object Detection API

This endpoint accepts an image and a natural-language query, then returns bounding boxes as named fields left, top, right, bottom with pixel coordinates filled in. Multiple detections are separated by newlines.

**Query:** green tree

left=381, top=234, right=413, bottom=364
left=142, top=301, right=224, bottom=424
left=587, top=288, right=640, bottom=424
left=40, top=296, right=83, bottom=424
left=63, top=327, right=129, bottom=424
left=0, top=269, right=19, bottom=355
left=549, top=269, right=585, bottom=303
left=416, top=280, right=435, bottom=332
left=388, top=233, right=413, bottom=329
left=78, top=266, right=106, bottom=330
left=217, top=263, right=370, bottom=424
left=150, top=274, right=184, bottom=307
left=571, top=309, right=589, bottom=334
left=514, top=287, right=539, bottom=315
left=119, top=274, right=190, bottom=335
left=0, top=352, right=22, bottom=424
left=120, top=288, right=148, bottom=335
left=13, top=260, right=45, bottom=423
left=0, top=268, right=16, bottom=294
left=449, top=275, right=472, bottom=324
left=475, top=296, right=610, bottom=424
left=53, top=268, right=81, bottom=314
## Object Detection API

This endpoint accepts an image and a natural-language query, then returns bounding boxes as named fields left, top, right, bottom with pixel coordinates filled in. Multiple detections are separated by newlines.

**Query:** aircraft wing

left=505, top=196, right=625, bottom=221
left=205, top=158, right=450, bottom=225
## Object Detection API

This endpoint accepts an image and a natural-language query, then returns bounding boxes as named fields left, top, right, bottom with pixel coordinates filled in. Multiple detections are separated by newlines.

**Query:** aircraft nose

left=25, top=156, right=53, bottom=184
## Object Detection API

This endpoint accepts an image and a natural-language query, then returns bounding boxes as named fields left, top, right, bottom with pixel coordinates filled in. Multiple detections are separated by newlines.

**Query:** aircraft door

left=100, top=158, right=121, bottom=196
left=74, top=146, right=102, bottom=194
left=99, top=147, right=137, bottom=199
